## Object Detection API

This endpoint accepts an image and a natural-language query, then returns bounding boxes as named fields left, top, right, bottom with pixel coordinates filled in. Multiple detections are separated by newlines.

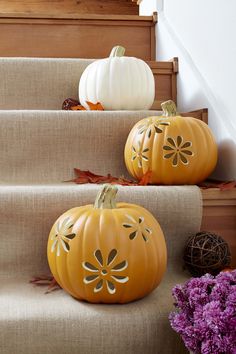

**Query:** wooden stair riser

left=201, top=189, right=236, bottom=268
left=0, top=0, right=140, bottom=16
left=150, top=59, right=178, bottom=110
left=0, top=15, right=156, bottom=61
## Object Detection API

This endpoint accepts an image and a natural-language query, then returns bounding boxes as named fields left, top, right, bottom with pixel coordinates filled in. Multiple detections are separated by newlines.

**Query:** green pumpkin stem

left=94, top=184, right=118, bottom=209
left=161, top=100, right=179, bottom=117
left=109, top=46, right=126, bottom=58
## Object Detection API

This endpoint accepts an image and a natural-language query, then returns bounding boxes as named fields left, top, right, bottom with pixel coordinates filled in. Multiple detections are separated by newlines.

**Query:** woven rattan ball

left=183, top=231, right=231, bottom=276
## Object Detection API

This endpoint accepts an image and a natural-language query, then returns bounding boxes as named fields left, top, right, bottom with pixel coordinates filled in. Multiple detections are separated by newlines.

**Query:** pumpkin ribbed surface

left=124, top=101, right=218, bottom=185
left=79, top=46, right=155, bottom=110
left=47, top=186, right=167, bottom=304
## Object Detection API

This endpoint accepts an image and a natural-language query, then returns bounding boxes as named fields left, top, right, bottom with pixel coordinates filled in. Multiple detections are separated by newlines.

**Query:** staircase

left=0, top=58, right=202, bottom=354
left=0, top=3, right=235, bottom=354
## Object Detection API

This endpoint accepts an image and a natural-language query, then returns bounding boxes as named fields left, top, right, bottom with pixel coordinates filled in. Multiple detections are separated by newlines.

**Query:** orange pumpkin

left=47, top=184, right=167, bottom=303
left=124, top=100, right=218, bottom=185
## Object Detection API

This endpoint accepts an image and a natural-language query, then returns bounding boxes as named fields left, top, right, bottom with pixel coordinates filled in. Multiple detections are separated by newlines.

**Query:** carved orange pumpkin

left=47, top=184, right=167, bottom=303
left=124, top=100, right=218, bottom=185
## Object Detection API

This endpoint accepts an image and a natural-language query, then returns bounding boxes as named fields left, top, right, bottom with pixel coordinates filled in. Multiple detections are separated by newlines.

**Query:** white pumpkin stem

left=161, top=100, right=179, bottom=117
left=109, top=46, right=126, bottom=58
left=94, top=184, right=118, bottom=209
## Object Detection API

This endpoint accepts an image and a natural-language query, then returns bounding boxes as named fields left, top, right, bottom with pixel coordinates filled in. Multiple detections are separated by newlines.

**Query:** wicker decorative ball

left=183, top=231, right=231, bottom=276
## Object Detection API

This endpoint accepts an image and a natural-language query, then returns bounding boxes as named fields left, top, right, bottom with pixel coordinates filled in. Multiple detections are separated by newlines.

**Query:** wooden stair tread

left=0, top=0, right=141, bottom=17
left=0, top=13, right=155, bottom=22
left=202, top=188, right=236, bottom=203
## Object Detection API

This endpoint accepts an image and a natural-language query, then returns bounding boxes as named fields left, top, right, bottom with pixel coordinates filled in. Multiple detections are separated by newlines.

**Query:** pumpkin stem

left=161, top=100, right=179, bottom=117
left=94, top=184, right=118, bottom=209
left=109, top=46, right=126, bottom=58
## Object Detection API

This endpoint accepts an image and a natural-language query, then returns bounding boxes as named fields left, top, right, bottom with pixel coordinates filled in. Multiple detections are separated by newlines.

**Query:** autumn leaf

left=62, top=98, right=79, bottom=110
left=71, top=105, right=86, bottom=111
left=66, top=168, right=153, bottom=186
left=198, top=179, right=236, bottom=190
left=30, top=275, right=60, bottom=294
left=218, top=181, right=236, bottom=191
left=139, top=171, right=152, bottom=186
left=86, top=101, right=104, bottom=111
left=62, top=98, right=104, bottom=111
left=68, top=169, right=136, bottom=185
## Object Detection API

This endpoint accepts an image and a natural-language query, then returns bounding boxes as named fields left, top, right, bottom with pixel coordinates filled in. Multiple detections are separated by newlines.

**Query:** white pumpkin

left=78, top=46, right=155, bottom=110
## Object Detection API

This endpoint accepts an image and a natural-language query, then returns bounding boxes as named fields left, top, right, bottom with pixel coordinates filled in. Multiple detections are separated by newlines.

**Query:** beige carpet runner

left=0, top=58, right=203, bottom=354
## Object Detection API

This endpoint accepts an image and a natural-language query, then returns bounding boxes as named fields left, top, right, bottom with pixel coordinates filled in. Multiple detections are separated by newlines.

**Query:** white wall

left=140, top=0, right=161, bottom=14
left=140, top=0, right=236, bottom=180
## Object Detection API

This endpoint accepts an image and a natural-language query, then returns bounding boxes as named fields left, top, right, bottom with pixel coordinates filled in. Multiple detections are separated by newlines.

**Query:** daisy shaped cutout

left=82, top=249, right=129, bottom=295
left=50, top=217, right=76, bottom=256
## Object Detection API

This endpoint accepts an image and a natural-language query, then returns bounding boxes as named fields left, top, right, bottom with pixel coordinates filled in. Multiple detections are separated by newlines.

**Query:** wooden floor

left=202, top=188, right=236, bottom=267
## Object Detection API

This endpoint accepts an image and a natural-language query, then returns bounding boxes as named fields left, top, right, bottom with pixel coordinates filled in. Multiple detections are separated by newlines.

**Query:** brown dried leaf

left=69, top=168, right=137, bottom=186
left=62, top=99, right=104, bottom=111
left=198, top=179, right=236, bottom=190
left=62, top=98, right=79, bottom=110
left=218, top=181, right=236, bottom=191
left=30, top=275, right=61, bottom=294
left=67, top=168, right=154, bottom=186
left=71, top=105, right=86, bottom=111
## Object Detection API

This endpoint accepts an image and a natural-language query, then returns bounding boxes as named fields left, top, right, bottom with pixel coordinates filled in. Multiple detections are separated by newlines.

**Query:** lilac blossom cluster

left=169, top=270, right=236, bottom=354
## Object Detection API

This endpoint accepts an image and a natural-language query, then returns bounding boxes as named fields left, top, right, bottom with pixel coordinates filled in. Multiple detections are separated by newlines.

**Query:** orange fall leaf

left=86, top=101, right=104, bottom=111
left=67, top=168, right=152, bottom=186
left=62, top=98, right=104, bottom=111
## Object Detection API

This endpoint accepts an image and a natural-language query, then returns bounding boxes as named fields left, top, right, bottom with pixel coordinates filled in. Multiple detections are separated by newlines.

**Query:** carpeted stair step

left=0, top=184, right=201, bottom=354
left=0, top=274, right=187, bottom=354
left=0, top=110, right=160, bottom=184
left=0, top=58, right=92, bottom=110
left=0, top=57, right=177, bottom=111
left=0, top=184, right=201, bottom=277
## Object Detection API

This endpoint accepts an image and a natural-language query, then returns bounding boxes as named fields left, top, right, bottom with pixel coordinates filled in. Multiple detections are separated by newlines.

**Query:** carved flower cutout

left=50, top=217, right=76, bottom=256
left=131, top=141, right=149, bottom=168
left=138, top=118, right=170, bottom=138
left=123, top=214, right=152, bottom=242
left=82, top=249, right=129, bottom=295
left=163, top=136, right=193, bottom=167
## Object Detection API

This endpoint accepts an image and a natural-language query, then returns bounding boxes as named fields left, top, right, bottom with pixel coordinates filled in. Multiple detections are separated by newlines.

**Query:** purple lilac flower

left=169, top=270, right=236, bottom=354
